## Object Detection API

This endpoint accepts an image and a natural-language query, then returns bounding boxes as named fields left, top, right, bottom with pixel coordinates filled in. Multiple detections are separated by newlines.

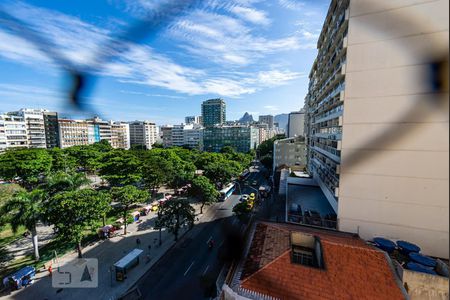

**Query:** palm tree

left=44, top=171, right=91, bottom=196
left=1, top=189, right=45, bottom=261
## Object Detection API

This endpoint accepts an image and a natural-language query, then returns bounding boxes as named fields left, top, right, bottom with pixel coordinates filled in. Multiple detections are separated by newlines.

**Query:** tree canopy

left=157, top=199, right=195, bottom=241
left=46, top=189, right=111, bottom=258
left=0, top=149, right=52, bottom=190
left=190, top=176, right=219, bottom=214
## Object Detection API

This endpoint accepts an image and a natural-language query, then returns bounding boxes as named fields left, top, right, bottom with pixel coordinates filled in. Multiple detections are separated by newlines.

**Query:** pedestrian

left=136, top=238, right=141, bottom=247
left=48, top=265, right=53, bottom=277
left=148, top=244, right=151, bottom=252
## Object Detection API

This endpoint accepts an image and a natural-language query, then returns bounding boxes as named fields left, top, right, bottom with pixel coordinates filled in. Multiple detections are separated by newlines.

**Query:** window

left=292, top=247, right=315, bottom=267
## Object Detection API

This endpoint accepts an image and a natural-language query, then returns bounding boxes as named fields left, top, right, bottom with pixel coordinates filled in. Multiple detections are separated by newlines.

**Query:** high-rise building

left=183, top=124, right=203, bottom=150
left=110, top=122, right=130, bottom=149
left=9, top=108, right=47, bottom=148
left=58, top=119, right=91, bottom=148
left=129, top=121, right=158, bottom=149
left=201, top=98, right=226, bottom=127
left=43, top=111, right=60, bottom=148
left=258, top=115, right=274, bottom=130
left=273, top=136, right=307, bottom=171
left=185, top=116, right=201, bottom=125
left=203, top=125, right=259, bottom=153
left=160, top=125, right=173, bottom=148
left=304, top=0, right=449, bottom=258
left=0, top=114, right=28, bottom=151
left=287, top=109, right=305, bottom=138
left=86, top=117, right=112, bottom=144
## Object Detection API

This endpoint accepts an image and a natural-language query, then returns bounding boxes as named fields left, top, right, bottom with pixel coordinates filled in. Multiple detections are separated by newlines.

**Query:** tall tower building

left=304, top=0, right=449, bottom=258
left=287, top=110, right=305, bottom=138
left=129, top=121, right=158, bottom=149
left=258, top=115, right=274, bottom=130
left=9, top=108, right=47, bottom=148
left=201, top=98, right=226, bottom=127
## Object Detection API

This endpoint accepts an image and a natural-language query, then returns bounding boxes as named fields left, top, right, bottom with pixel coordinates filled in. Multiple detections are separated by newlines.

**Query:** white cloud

left=229, top=6, right=271, bottom=25
left=0, top=1, right=306, bottom=98
left=263, top=105, right=280, bottom=112
left=278, top=0, right=305, bottom=11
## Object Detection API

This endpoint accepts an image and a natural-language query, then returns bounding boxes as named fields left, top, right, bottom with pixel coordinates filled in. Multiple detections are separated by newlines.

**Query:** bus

left=239, top=170, right=250, bottom=181
left=219, top=183, right=236, bottom=201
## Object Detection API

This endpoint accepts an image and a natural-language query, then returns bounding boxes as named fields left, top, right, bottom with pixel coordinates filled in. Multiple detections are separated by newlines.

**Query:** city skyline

left=0, top=0, right=329, bottom=124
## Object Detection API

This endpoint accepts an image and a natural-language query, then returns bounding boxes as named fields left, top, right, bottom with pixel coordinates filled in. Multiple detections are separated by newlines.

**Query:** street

left=129, top=164, right=267, bottom=300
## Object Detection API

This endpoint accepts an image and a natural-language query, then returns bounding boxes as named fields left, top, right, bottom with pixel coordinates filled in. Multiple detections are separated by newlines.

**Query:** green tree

left=48, top=148, right=77, bottom=172
left=157, top=199, right=195, bottom=241
left=203, top=161, right=238, bottom=188
left=99, top=150, right=142, bottom=187
left=46, top=189, right=111, bottom=258
left=111, top=186, right=149, bottom=235
left=190, top=176, right=219, bottom=214
left=142, top=154, right=171, bottom=198
left=44, top=171, right=91, bottom=196
left=0, top=149, right=52, bottom=190
left=232, top=202, right=252, bottom=222
left=0, top=189, right=46, bottom=260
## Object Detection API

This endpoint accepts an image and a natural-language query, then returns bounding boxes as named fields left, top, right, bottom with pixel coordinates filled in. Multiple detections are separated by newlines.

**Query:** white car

left=240, top=194, right=250, bottom=202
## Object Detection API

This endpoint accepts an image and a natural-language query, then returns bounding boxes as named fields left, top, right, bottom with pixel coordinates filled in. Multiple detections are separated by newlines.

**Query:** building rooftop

left=237, top=222, right=407, bottom=300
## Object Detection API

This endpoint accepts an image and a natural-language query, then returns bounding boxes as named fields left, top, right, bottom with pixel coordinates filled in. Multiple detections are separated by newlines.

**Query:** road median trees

left=45, top=189, right=111, bottom=258
left=190, top=176, right=219, bottom=214
left=157, top=199, right=195, bottom=242
left=111, top=186, right=149, bottom=235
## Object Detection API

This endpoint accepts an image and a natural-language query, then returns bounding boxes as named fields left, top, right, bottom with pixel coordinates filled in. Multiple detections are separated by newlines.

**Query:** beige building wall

left=338, top=0, right=449, bottom=258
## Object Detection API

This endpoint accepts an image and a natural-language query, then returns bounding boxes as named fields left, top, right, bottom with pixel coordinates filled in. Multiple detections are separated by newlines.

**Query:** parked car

left=251, top=180, right=258, bottom=186
left=304, top=210, right=322, bottom=226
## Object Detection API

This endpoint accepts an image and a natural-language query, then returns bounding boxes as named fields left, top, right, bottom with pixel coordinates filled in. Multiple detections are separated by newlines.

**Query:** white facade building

left=9, top=108, right=47, bottom=148
left=0, top=114, right=28, bottom=151
left=129, top=121, right=158, bottom=149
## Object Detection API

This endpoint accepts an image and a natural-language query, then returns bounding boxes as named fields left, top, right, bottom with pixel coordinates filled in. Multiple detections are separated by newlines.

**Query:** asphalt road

left=131, top=165, right=266, bottom=300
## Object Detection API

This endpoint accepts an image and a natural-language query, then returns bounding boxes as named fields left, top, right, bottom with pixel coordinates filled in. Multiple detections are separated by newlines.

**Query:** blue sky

left=0, top=0, right=328, bottom=125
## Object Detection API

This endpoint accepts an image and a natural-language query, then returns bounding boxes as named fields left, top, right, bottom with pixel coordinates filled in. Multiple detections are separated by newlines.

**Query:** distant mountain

left=274, top=113, right=289, bottom=130
left=239, top=112, right=254, bottom=123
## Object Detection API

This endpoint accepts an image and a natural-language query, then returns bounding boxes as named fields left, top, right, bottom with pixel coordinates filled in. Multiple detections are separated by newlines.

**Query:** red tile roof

left=240, top=222, right=406, bottom=300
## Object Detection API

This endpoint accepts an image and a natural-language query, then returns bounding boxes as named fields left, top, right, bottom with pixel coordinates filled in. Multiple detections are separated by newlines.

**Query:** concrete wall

left=338, top=0, right=449, bottom=258
left=403, top=270, right=449, bottom=300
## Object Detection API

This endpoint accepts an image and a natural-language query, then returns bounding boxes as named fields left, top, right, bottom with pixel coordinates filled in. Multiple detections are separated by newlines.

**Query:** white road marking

left=206, top=236, right=212, bottom=243
left=202, top=265, right=210, bottom=276
left=219, top=240, right=224, bottom=248
left=184, top=261, right=195, bottom=276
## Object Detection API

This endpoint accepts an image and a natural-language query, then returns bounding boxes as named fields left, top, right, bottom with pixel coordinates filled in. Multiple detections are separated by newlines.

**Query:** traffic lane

left=142, top=216, right=238, bottom=300
left=138, top=199, right=239, bottom=299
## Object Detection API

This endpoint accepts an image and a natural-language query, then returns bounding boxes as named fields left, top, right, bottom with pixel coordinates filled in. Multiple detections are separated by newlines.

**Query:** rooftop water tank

left=396, top=240, right=420, bottom=255
left=406, top=262, right=437, bottom=275
left=409, top=252, right=437, bottom=268
left=373, top=237, right=396, bottom=253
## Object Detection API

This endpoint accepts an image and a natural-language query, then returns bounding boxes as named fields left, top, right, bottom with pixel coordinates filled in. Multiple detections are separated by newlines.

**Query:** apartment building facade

left=203, top=125, right=260, bottom=153
left=58, top=119, right=92, bottom=148
left=110, top=122, right=130, bottom=149
left=287, top=109, right=306, bottom=138
left=304, top=0, right=449, bottom=258
left=0, top=114, right=28, bottom=151
left=43, top=111, right=60, bottom=148
left=9, top=109, right=47, bottom=148
left=201, top=98, right=226, bottom=127
left=129, top=121, right=158, bottom=149
left=258, top=115, right=274, bottom=130
left=273, top=136, right=307, bottom=170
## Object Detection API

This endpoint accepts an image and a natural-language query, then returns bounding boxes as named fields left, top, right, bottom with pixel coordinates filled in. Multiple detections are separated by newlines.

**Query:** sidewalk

left=1, top=196, right=215, bottom=300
